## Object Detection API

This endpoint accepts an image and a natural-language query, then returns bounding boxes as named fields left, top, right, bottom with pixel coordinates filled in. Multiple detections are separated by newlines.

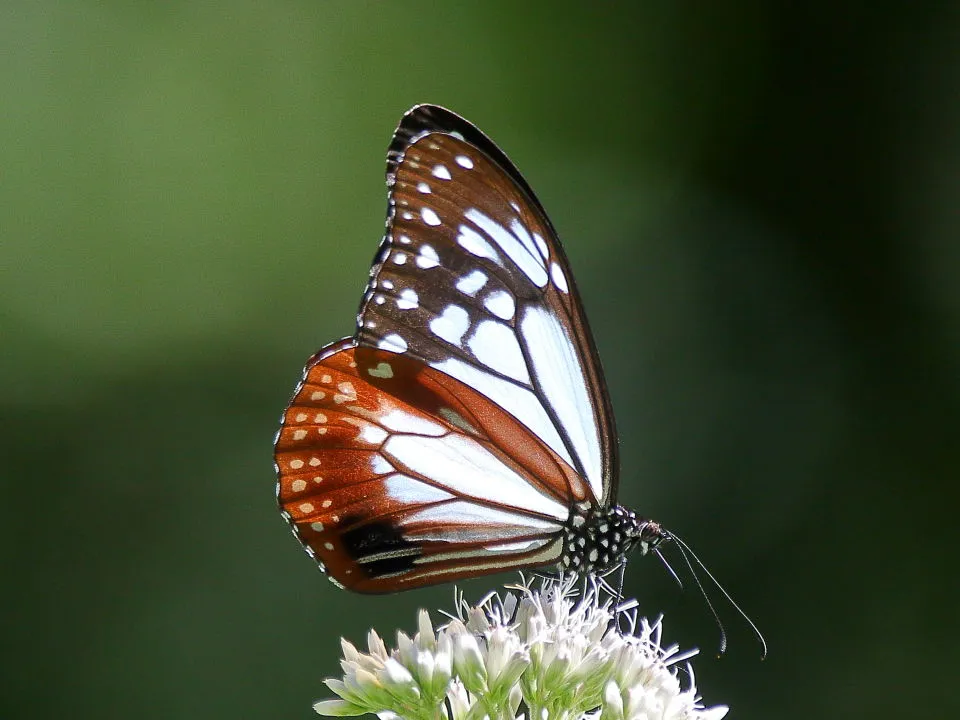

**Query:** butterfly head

left=624, top=514, right=671, bottom=557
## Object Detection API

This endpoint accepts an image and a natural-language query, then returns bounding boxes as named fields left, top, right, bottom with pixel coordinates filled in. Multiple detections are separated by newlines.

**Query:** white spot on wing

left=432, top=164, right=452, bottom=180
left=416, top=244, right=440, bottom=269
left=456, top=269, right=488, bottom=296
left=421, top=208, right=441, bottom=226
left=468, top=321, right=530, bottom=382
left=483, top=290, right=515, bottom=321
left=429, top=305, right=470, bottom=345
left=533, top=232, right=548, bottom=259
left=416, top=182, right=432, bottom=194
left=371, top=455, right=394, bottom=474
left=378, top=333, right=408, bottom=353
left=334, top=382, right=357, bottom=403
left=455, top=155, right=474, bottom=169
left=396, top=288, right=419, bottom=310
left=457, top=225, right=501, bottom=263
left=465, top=209, right=548, bottom=287
left=551, top=262, right=569, bottom=293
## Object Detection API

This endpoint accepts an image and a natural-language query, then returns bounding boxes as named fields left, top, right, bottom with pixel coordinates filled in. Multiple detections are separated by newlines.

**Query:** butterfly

left=273, top=104, right=670, bottom=594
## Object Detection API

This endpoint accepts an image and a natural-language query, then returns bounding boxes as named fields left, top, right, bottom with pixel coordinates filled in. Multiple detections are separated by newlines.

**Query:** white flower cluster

left=314, top=576, right=728, bottom=720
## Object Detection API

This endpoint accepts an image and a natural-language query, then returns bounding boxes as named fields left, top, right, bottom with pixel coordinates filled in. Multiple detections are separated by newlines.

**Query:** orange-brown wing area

left=274, top=340, right=586, bottom=593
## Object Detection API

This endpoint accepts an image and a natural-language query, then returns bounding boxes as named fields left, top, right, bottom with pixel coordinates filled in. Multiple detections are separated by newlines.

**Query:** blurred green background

left=2, top=3, right=957, bottom=718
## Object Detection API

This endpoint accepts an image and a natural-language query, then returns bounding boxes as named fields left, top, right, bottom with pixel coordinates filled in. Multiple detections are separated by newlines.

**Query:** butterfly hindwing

left=275, top=339, right=590, bottom=592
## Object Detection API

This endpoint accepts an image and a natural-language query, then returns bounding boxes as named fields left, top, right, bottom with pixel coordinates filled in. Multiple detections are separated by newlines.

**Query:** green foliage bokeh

left=2, top=3, right=957, bottom=718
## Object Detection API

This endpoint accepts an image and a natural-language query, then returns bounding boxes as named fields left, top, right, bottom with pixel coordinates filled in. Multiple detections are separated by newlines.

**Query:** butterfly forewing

left=275, top=339, right=590, bottom=592
left=357, top=105, right=619, bottom=505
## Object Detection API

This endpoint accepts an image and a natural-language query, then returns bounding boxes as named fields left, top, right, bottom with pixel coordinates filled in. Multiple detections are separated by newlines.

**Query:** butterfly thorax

left=560, top=504, right=669, bottom=574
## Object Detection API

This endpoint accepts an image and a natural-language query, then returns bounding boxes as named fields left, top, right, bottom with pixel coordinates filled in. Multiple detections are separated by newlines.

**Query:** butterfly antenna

left=654, top=547, right=684, bottom=590
left=670, top=533, right=728, bottom=655
left=669, top=532, right=768, bottom=659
